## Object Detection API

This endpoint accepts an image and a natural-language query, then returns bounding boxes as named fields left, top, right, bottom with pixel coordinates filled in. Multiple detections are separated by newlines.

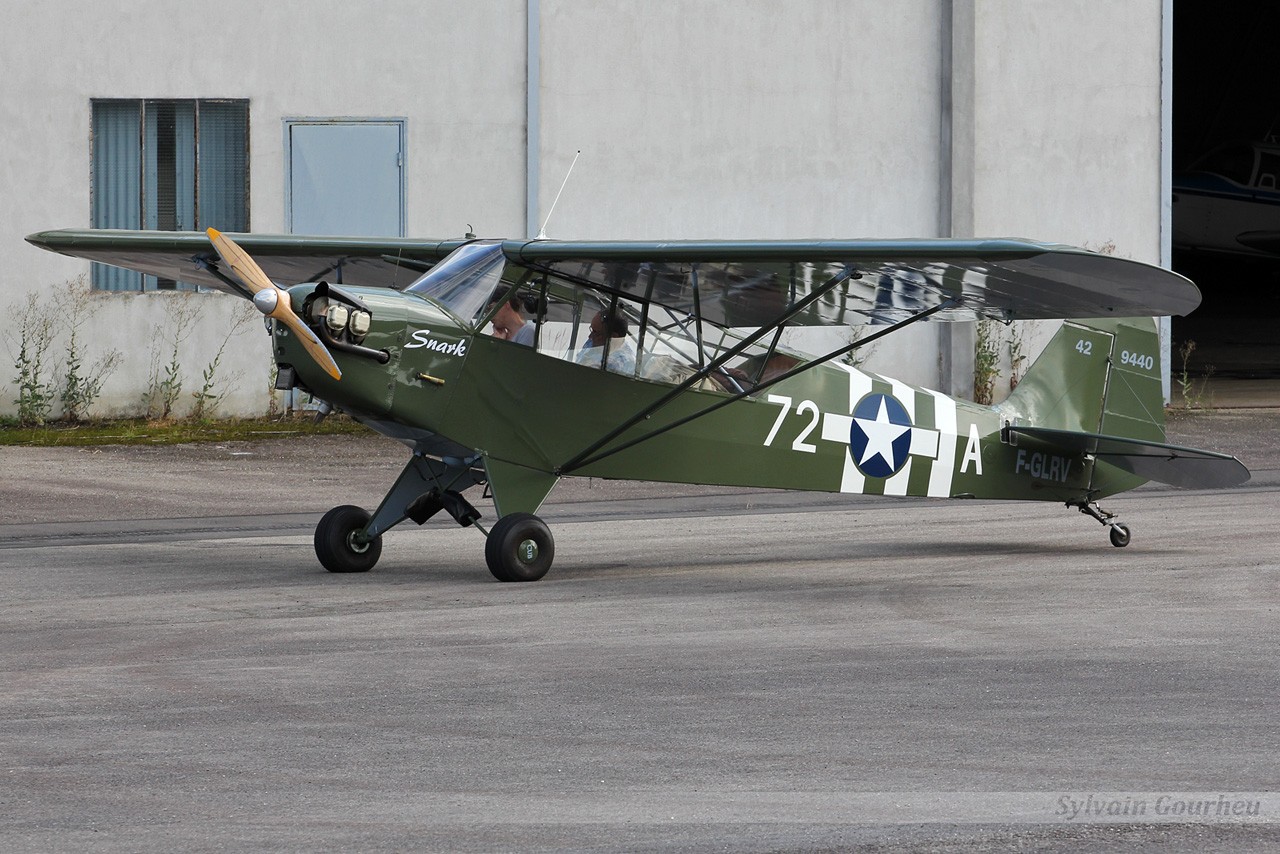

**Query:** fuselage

left=275, top=282, right=1148, bottom=507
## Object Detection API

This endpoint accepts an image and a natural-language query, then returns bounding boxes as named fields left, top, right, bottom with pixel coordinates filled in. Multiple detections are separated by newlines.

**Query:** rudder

left=1095, top=317, right=1166, bottom=445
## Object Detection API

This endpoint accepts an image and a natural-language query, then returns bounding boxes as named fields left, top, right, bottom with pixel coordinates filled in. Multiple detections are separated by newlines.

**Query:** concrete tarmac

left=1, top=410, right=1278, bottom=852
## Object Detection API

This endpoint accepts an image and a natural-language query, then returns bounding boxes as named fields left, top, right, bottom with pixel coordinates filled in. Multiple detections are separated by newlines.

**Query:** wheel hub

left=346, top=531, right=372, bottom=554
left=516, top=538, right=539, bottom=564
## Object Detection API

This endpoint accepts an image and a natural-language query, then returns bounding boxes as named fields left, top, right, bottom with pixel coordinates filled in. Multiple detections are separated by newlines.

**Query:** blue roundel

left=848, top=393, right=913, bottom=478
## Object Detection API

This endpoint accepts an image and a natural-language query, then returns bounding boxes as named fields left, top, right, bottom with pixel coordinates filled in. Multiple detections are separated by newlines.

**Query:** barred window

left=91, top=99, right=249, bottom=291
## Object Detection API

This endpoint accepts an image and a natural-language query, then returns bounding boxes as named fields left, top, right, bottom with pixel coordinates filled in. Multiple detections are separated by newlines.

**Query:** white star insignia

left=853, top=398, right=911, bottom=471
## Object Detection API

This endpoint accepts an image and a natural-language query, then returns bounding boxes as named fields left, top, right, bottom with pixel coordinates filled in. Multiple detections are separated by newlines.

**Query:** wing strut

left=192, top=256, right=254, bottom=300
left=557, top=297, right=956, bottom=475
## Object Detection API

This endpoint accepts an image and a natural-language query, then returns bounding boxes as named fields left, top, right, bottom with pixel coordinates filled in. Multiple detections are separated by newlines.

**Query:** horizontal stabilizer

left=1007, top=426, right=1250, bottom=489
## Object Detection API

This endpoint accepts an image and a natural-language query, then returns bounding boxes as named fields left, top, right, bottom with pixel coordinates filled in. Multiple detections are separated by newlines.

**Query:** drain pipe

left=1160, top=0, right=1174, bottom=403
left=526, top=0, right=541, bottom=239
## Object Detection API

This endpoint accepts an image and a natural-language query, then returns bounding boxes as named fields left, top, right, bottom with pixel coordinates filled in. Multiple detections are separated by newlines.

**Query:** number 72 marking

left=764, top=394, right=819, bottom=453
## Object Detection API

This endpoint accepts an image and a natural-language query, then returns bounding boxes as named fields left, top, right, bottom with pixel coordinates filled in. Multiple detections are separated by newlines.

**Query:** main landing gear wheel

left=485, top=512, right=554, bottom=582
left=315, top=505, right=382, bottom=573
left=1109, top=523, right=1131, bottom=548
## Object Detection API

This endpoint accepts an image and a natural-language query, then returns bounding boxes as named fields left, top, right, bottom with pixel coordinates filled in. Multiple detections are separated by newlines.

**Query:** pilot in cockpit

left=489, top=293, right=536, bottom=347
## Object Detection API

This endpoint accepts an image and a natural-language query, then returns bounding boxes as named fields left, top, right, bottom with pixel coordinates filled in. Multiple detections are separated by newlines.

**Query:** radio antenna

left=537, top=149, right=581, bottom=239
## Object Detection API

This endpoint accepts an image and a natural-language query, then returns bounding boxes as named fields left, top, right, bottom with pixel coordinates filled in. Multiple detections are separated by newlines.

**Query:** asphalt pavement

left=1, top=409, right=1277, bottom=852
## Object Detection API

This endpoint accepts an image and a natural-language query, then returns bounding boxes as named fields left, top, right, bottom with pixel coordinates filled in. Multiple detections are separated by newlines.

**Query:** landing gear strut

left=313, top=453, right=484, bottom=575
left=1069, top=500, right=1131, bottom=548
left=313, top=452, right=559, bottom=581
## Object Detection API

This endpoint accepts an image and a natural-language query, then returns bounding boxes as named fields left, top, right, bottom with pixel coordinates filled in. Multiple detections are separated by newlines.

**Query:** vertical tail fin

left=1002, top=317, right=1166, bottom=443
left=1002, top=318, right=1247, bottom=491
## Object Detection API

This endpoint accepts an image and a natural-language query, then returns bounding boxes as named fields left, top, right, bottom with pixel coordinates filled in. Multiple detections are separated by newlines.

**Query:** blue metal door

left=286, top=120, right=405, bottom=236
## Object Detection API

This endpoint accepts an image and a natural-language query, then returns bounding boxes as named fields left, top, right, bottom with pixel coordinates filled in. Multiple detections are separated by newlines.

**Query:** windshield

left=405, top=241, right=506, bottom=324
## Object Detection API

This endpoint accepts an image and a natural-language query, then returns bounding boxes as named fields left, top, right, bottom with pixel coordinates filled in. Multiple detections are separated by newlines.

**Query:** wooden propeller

left=206, top=228, right=341, bottom=381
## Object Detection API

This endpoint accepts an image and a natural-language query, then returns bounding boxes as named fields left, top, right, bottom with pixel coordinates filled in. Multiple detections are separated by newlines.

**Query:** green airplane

left=27, top=228, right=1249, bottom=582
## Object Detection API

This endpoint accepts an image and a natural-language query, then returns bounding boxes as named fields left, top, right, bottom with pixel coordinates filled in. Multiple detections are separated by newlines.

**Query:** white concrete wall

left=962, top=0, right=1162, bottom=255
left=537, top=0, right=944, bottom=239
left=950, top=0, right=1165, bottom=398
left=0, top=0, right=1167, bottom=417
left=5, top=0, right=527, bottom=248
left=1, top=282, right=276, bottom=422
left=537, top=0, right=948, bottom=387
left=2, top=0, right=527, bottom=417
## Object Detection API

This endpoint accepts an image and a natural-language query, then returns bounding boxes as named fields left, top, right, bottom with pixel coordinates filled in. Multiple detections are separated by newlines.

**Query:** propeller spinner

left=206, top=228, right=342, bottom=380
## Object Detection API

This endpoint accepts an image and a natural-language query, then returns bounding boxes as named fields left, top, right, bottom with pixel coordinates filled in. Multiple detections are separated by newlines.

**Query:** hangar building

left=2, top=1, right=1204, bottom=419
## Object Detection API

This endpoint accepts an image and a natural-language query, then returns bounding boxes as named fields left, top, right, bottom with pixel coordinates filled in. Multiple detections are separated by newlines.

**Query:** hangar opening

left=1172, top=1, right=1280, bottom=385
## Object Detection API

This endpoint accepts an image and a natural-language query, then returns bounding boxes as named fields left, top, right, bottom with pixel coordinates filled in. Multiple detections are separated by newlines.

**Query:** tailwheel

left=315, top=505, right=382, bottom=573
left=1068, top=499, right=1132, bottom=549
left=485, top=512, right=554, bottom=582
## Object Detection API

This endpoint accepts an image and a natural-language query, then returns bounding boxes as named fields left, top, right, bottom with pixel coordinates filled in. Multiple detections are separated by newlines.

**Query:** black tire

left=1109, top=523, right=1131, bottom=548
left=485, top=512, right=554, bottom=582
left=315, top=505, right=382, bottom=573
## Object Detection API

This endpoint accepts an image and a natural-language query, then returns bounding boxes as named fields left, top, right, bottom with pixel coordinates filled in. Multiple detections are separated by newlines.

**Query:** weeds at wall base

left=0, top=413, right=368, bottom=447
left=7, top=279, right=123, bottom=425
left=11, top=292, right=57, bottom=426
left=1173, top=338, right=1214, bottom=411
left=972, top=319, right=1000, bottom=405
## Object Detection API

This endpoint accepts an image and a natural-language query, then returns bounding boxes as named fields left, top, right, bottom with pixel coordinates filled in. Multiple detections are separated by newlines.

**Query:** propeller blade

left=206, top=228, right=342, bottom=381
left=206, top=227, right=274, bottom=295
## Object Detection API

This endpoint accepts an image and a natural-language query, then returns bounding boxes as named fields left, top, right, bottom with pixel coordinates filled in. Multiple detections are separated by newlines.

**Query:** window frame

left=89, top=97, right=251, bottom=291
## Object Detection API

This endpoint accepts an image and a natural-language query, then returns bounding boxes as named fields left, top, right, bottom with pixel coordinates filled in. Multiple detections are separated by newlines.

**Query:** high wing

left=25, top=229, right=467, bottom=296
left=27, top=230, right=1199, bottom=324
left=503, top=238, right=1201, bottom=326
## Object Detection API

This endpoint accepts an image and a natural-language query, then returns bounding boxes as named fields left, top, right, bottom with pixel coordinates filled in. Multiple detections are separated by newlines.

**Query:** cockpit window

left=405, top=241, right=506, bottom=325
left=527, top=269, right=803, bottom=395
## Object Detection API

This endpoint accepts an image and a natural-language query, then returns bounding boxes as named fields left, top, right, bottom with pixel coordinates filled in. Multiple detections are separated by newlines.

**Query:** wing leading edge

left=25, top=229, right=465, bottom=295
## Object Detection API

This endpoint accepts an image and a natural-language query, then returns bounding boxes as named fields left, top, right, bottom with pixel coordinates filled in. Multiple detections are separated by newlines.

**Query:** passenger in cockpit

left=723, top=352, right=801, bottom=392
left=576, top=310, right=636, bottom=375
